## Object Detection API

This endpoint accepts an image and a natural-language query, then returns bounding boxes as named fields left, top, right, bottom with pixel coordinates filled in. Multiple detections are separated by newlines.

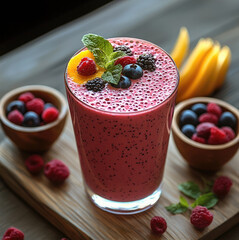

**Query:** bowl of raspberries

left=0, top=85, right=68, bottom=152
left=172, top=97, right=239, bottom=171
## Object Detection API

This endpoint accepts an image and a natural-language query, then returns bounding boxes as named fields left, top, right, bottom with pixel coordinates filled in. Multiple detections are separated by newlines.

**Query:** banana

left=176, top=38, right=214, bottom=102
left=177, top=43, right=220, bottom=102
left=170, top=27, right=190, bottom=69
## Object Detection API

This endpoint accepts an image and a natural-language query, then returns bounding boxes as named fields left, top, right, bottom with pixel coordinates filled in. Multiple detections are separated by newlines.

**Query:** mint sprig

left=82, top=33, right=125, bottom=84
left=191, top=192, right=218, bottom=209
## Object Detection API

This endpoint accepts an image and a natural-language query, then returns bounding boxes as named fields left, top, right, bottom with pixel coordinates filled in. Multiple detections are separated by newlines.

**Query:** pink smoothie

left=65, top=38, right=179, bottom=202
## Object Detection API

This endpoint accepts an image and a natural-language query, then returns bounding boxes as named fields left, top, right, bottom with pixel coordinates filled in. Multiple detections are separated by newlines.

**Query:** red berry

left=7, top=110, right=24, bottom=125
left=2, top=227, right=24, bottom=240
left=207, top=102, right=222, bottom=117
left=199, top=113, right=218, bottom=125
left=44, top=159, right=70, bottom=184
left=77, top=57, right=97, bottom=76
left=114, top=56, right=137, bottom=68
left=150, top=216, right=167, bottom=235
left=192, top=133, right=206, bottom=144
left=221, top=126, right=235, bottom=142
left=190, top=206, right=213, bottom=229
left=196, top=122, right=215, bottom=139
left=26, top=98, right=44, bottom=115
left=208, top=126, right=228, bottom=145
left=42, top=107, right=59, bottom=123
left=25, top=154, right=44, bottom=174
left=213, top=176, right=232, bottom=198
left=18, top=92, right=35, bottom=103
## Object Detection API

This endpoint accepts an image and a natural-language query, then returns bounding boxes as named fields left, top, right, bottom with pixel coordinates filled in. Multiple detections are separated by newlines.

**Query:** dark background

left=1, top=0, right=113, bottom=56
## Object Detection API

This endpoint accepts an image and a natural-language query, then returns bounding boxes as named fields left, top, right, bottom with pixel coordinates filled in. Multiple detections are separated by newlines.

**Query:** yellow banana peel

left=170, top=27, right=190, bottom=69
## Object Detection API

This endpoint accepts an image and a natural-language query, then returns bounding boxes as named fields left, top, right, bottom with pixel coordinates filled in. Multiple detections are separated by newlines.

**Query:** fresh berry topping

left=7, top=110, right=24, bottom=125
left=221, top=126, right=236, bottom=141
left=181, top=124, right=196, bottom=138
left=42, top=107, right=59, bottom=123
left=113, top=45, right=133, bottom=56
left=44, top=159, right=70, bottom=184
left=190, top=206, right=213, bottom=229
left=218, top=111, right=237, bottom=130
left=114, top=56, right=136, bottom=68
left=191, top=103, right=207, bottom=116
left=150, top=216, right=167, bottom=235
left=137, top=53, right=156, bottom=72
left=18, top=92, right=35, bottom=103
left=122, top=64, right=143, bottom=79
left=111, top=76, right=131, bottom=89
left=207, top=102, right=222, bottom=117
left=85, top=78, right=106, bottom=92
left=77, top=57, right=97, bottom=76
left=212, top=176, right=232, bottom=198
left=208, top=126, right=228, bottom=145
left=192, top=133, right=206, bottom=144
left=199, top=113, right=218, bottom=125
left=25, top=154, right=44, bottom=174
left=6, top=100, right=26, bottom=115
left=22, top=111, right=41, bottom=127
left=26, top=98, right=44, bottom=115
left=44, top=102, right=55, bottom=110
left=2, top=227, right=24, bottom=240
left=196, top=122, right=215, bottom=139
left=179, top=109, right=198, bottom=127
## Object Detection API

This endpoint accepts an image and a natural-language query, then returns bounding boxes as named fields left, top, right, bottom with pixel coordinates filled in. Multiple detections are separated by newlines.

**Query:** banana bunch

left=170, top=27, right=231, bottom=103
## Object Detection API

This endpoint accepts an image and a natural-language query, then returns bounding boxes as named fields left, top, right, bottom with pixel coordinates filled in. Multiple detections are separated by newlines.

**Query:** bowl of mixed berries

left=172, top=97, right=239, bottom=171
left=0, top=85, right=68, bottom=152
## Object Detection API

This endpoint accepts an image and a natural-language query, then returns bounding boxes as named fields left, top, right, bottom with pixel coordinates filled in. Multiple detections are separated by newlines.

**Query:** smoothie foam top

left=66, top=38, right=179, bottom=113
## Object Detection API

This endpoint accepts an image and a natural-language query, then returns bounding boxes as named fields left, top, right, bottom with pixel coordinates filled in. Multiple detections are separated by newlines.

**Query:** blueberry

left=122, top=64, right=143, bottom=79
left=191, top=103, right=207, bottom=116
left=44, top=103, right=55, bottom=110
left=218, top=111, right=237, bottom=130
left=111, top=76, right=131, bottom=89
left=23, top=111, right=40, bottom=127
left=181, top=124, right=196, bottom=138
left=6, top=100, right=26, bottom=115
left=179, top=109, right=198, bottom=127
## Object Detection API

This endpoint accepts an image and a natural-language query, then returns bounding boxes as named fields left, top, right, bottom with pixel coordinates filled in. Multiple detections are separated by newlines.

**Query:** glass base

left=85, top=183, right=162, bottom=215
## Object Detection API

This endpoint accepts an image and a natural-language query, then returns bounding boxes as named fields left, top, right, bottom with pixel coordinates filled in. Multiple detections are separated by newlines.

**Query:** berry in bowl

left=0, top=85, right=68, bottom=152
left=172, top=97, right=239, bottom=171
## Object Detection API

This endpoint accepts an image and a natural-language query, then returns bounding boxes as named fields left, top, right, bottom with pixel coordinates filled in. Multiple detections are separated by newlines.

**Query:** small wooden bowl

left=172, top=97, right=239, bottom=171
left=0, top=85, right=68, bottom=152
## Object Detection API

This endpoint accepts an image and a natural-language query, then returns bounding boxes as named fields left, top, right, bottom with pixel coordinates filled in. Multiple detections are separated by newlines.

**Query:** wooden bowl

left=172, top=97, right=239, bottom=171
left=0, top=85, right=68, bottom=152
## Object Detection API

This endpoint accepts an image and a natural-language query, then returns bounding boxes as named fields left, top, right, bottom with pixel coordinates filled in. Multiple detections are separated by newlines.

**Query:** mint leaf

left=191, top=192, right=218, bottom=209
left=105, top=51, right=126, bottom=69
left=92, top=49, right=108, bottom=68
left=179, top=196, right=189, bottom=208
left=101, top=64, right=122, bottom=84
left=165, top=202, right=188, bottom=214
left=178, top=181, right=201, bottom=199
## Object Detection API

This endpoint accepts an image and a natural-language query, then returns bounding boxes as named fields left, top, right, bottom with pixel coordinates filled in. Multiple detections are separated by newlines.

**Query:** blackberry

left=85, top=78, right=105, bottom=92
left=137, top=53, right=156, bottom=72
left=113, top=45, right=133, bottom=56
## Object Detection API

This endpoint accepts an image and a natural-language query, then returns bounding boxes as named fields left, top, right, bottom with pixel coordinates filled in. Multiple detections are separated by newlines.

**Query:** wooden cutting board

left=0, top=118, right=238, bottom=240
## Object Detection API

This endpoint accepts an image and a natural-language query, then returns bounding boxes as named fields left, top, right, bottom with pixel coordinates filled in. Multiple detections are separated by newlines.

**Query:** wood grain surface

left=0, top=118, right=238, bottom=240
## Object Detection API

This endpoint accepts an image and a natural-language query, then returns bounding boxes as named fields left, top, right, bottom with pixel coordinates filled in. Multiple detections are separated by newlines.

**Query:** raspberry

left=213, top=176, right=232, bottom=198
left=25, top=154, right=44, bottom=174
left=207, top=102, right=222, bottom=117
left=85, top=78, right=105, bottom=92
left=208, top=126, right=228, bottom=145
left=192, top=133, right=206, bottom=144
left=114, top=56, right=136, bottom=68
left=190, top=206, right=213, bottom=229
left=221, top=126, right=236, bottom=141
left=42, top=107, right=59, bottom=123
left=77, top=57, right=97, bottom=76
left=137, top=53, right=156, bottom=72
left=196, top=122, right=215, bottom=139
left=26, top=98, right=44, bottom=115
left=61, top=238, right=69, bottom=240
left=7, top=110, right=24, bottom=125
left=199, top=113, right=218, bottom=125
left=2, top=227, right=24, bottom=240
left=113, top=45, right=133, bottom=56
left=44, top=159, right=70, bottom=184
left=18, top=92, right=35, bottom=103
left=150, top=216, right=167, bottom=235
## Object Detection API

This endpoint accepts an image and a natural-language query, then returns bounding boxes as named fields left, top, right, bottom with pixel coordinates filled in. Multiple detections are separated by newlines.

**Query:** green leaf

left=179, top=196, right=189, bottom=208
left=191, top=192, right=218, bottom=209
left=105, top=51, right=126, bottom=69
left=165, top=202, right=188, bottom=214
left=178, top=181, right=201, bottom=199
left=101, top=64, right=122, bottom=84
left=92, top=49, right=108, bottom=68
